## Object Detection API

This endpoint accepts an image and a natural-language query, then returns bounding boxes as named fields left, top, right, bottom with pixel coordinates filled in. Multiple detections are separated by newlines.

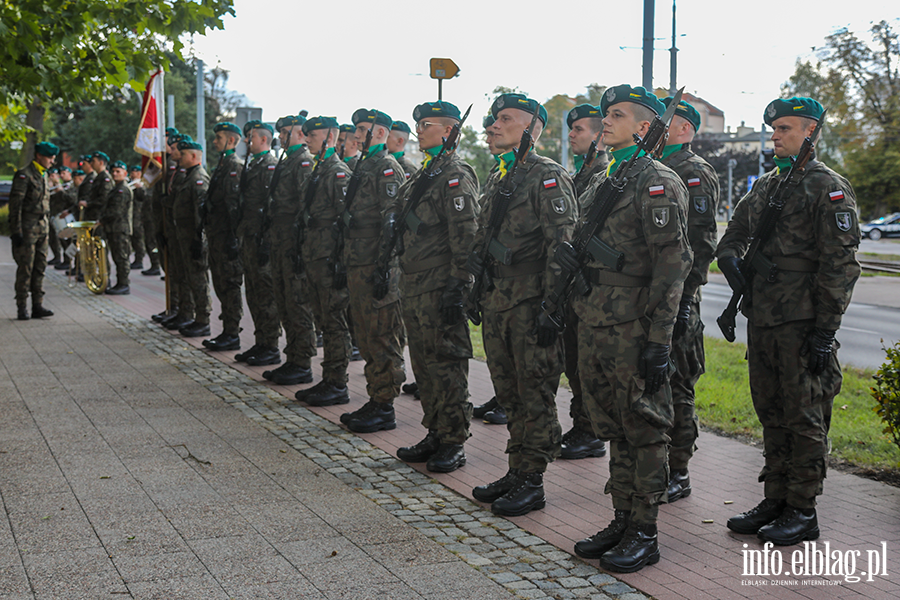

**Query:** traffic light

left=761, top=149, right=776, bottom=171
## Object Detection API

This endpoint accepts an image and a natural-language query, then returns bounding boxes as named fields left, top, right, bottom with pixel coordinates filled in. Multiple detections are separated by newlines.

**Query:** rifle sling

left=584, top=267, right=650, bottom=287
left=751, top=253, right=818, bottom=275
left=489, top=260, right=544, bottom=279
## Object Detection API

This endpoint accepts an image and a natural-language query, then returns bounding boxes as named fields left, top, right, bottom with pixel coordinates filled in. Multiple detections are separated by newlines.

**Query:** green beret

left=92, top=151, right=110, bottom=163
left=351, top=109, right=393, bottom=129
left=764, top=96, right=824, bottom=126
left=483, top=114, right=495, bottom=129
left=412, top=101, right=461, bottom=123
left=59, top=165, right=72, bottom=173
left=48, top=167, right=59, bottom=174
left=167, top=132, right=188, bottom=145
left=80, top=154, right=93, bottom=163
left=599, top=85, right=665, bottom=118
left=566, top=103, right=602, bottom=129
left=278, top=114, right=306, bottom=130
left=339, top=123, right=355, bottom=133
left=490, top=93, right=548, bottom=126
left=111, top=160, right=127, bottom=170
left=178, top=140, right=203, bottom=151
left=165, top=127, right=179, bottom=136
left=662, top=96, right=701, bottom=131
left=35, top=142, right=59, bottom=157
left=245, top=120, right=274, bottom=136
left=130, top=165, right=142, bottom=172
left=214, top=122, right=242, bottom=136
left=391, top=120, right=412, bottom=134
left=73, top=169, right=85, bottom=176
left=302, top=116, right=340, bottom=135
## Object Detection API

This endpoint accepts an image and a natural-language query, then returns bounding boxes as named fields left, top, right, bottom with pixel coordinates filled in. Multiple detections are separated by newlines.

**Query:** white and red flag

left=133, top=67, right=166, bottom=186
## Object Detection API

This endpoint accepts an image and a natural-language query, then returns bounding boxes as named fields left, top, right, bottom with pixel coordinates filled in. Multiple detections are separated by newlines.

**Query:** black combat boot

left=426, top=444, right=466, bottom=473
left=599, top=522, right=660, bottom=573
left=234, top=344, right=262, bottom=363
left=397, top=430, right=440, bottom=462
left=560, top=426, right=607, bottom=459
left=667, top=469, right=691, bottom=502
left=727, top=498, right=786, bottom=535
left=163, top=315, right=193, bottom=330
left=105, top=283, right=131, bottom=295
left=343, top=400, right=396, bottom=433
left=491, top=472, right=545, bottom=516
left=17, top=306, right=29, bottom=320
left=757, top=506, right=819, bottom=546
left=483, top=403, right=508, bottom=425
left=31, top=304, right=54, bottom=318
left=180, top=321, right=211, bottom=337
left=246, top=346, right=281, bottom=366
left=472, top=396, right=499, bottom=419
left=574, top=510, right=630, bottom=559
left=204, top=333, right=240, bottom=351
left=264, top=362, right=313, bottom=385
left=472, top=469, right=520, bottom=503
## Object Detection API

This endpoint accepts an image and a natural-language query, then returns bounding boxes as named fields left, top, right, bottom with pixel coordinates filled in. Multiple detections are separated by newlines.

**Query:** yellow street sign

left=430, top=58, right=460, bottom=80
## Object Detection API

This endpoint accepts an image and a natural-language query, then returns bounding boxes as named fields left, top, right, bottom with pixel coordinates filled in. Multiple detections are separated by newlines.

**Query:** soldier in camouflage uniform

left=559, top=103, right=609, bottom=461
left=466, top=93, right=576, bottom=517
left=139, top=163, right=161, bottom=276
left=171, top=140, right=212, bottom=337
left=150, top=132, right=182, bottom=322
left=159, top=136, right=194, bottom=331
left=9, top=142, right=58, bottom=320
left=720, top=97, right=860, bottom=546
left=46, top=168, right=64, bottom=265
left=293, top=116, right=353, bottom=407
left=388, top=101, right=479, bottom=473
left=202, top=122, right=245, bottom=352
left=234, top=121, right=282, bottom=366
left=81, top=152, right=113, bottom=221
left=50, top=166, right=77, bottom=271
left=336, top=109, right=407, bottom=434
left=559, top=85, right=691, bottom=573
left=260, top=115, right=317, bottom=385
left=76, top=154, right=95, bottom=221
left=658, top=96, right=719, bottom=502
left=102, top=161, right=134, bottom=294
left=387, top=121, right=418, bottom=181
left=128, top=165, right=147, bottom=270
left=337, top=124, right=361, bottom=171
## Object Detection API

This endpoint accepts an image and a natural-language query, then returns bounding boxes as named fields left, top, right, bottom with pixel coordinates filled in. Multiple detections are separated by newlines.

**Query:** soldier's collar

left=573, top=154, right=585, bottom=173
left=284, top=143, right=306, bottom=158
left=363, top=143, right=386, bottom=160
left=391, top=151, right=405, bottom=160
left=659, top=143, right=686, bottom=162
left=421, top=145, right=442, bottom=169
left=252, top=150, right=270, bottom=160
left=32, top=160, right=47, bottom=175
left=318, top=147, right=336, bottom=163
left=774, top=155, right=792, bottom=173
left=606, top=145, right=643, bottom=177
left=220, top=148, right=236, bottom=158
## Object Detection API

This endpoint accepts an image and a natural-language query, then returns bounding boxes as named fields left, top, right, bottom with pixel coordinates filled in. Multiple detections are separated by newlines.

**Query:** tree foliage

left=692, top=134, right=760, bottom=213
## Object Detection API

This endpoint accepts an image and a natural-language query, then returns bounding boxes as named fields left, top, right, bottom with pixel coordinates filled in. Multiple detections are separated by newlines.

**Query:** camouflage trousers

left=562, top=305, right=593, bottom=433
left=173, top=220, right=211, bottom=324
left=240, top=233, right=281, bottom=348
left=269, top=223, right=315, bottom=367
left=48, top=221, right=61, bottom=260
left=483, top=297, right=562, bottom=473
left=305, top=258, right=350, bottom=384
left=403, top=289, right=473, bottom=445
left=132, top=200, right=145, bottom=263
left=106, top=231, right=132, bottom=287
left=12, top=223, right=48, bottom=307
left=207, top=231, right=243, bottom=336
left=579, top=318, right=673, bottom=525
left=668, top=297, right=704, bottom=471
left=748, top=319, right=840, bottom=509
left=141, top=196, right=159, bottom=268
left=161, top=209, right=183, bottom=312
left=347, top=264, right=405, bottom=403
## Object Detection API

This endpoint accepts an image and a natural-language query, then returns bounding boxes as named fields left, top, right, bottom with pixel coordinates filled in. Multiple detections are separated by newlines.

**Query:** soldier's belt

left=306, top=217, right=337, bottom=229
left=347, top=227, right=380, bottom=239
left=750, top=252, right=818, bottom=282
left=23, top=211, right=48, bottom=219
left=489, top=260, right=544, bottom=278
left=585, top=267, right=650, bottom=287
left=401, top=252, right=452, bottom=274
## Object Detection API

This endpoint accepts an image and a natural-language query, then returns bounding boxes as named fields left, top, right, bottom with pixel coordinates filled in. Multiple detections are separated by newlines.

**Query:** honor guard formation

left=8, top=88, right=860, bottom=574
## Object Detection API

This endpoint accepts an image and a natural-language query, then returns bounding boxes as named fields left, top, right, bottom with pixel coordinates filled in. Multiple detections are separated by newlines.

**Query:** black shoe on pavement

left=163, top=315, right=193, bottom=330
left=246, top=347, right=282, bottom=367
left=47, top=256, right=61, bottom=266
left=349, top=346, right=362, bottom=362
left=17, top=307, right=29, bottom=320
left=303, top=382, right=350, bottom=407
left=667, top=469, right=691, bottom=502
left=727, top=498, right=787, bottom=535
left=560, top=427, right=607, bottom=459
left=180, top=321, right=211, bottom=337
left=472, top=396, right=499, bottom=419
left=152, top=309, right=177, bottom=323
left=142, top=267, right=161, bottom=276
left=397, top=431, right=440, bottom=463
left=402, top=382, right=419, bottom=395
left=598, top=523, right=660, bottom=573
left=31, top=305, right=54, bottom=318
left=343, top=400, right=396, bottom=433
left=105, top=284, right=131, bottom=295
left=491, top=472, right=545, bottom=517
left=234, top=344, right=262, bottom=363
left=483, top=404, right=508, bottom=425
left=574, top=510, right=630, bottom=559
left=265, top=362, right=313, bottom=385
left=757, top=507, right=819, bottom=546
left=76, top=273, right=84, bottom=282
left=130, top=260, right=143, bottom=270
left=204, top=333, right=240, bottom=351
left=427, top=443, right=466, bottom=473
left=473, top=469, right=520, bottom=503
left=54, top=261, right=71, bottom=270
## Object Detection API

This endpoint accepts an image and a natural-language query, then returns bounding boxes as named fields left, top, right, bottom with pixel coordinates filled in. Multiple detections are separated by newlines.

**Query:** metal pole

left=758, top=122, right=766, bottom=177
left=438, top=79, right=442, bottom=101
left=560, top=113, right=569, bottom=171
left=669, top=0, right=677, bottom=95
left=167, top=95, right=175, bottom=129
left=727, top=158, right=736, bottom=221
left=642, top=0, right=655, bottom=89
left=196, top=59, right=206, bottom=163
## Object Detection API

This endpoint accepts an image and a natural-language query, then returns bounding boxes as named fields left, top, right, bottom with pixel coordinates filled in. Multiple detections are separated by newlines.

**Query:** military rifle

left=716, top=109, right=826, bottom=342
left=540, top=88, right=685, bottom=331
left=258, top=124, right=293, bottom=266
left=577, top=130, right=604, bottom=179
left=467, top=108, right=541, bottom=325
left=292, top=129, right=331, bottom=274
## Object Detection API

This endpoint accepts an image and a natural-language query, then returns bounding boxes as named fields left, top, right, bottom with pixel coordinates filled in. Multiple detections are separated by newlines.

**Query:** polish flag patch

left=543, top=178, right=558, bottom=189
left=267, top=165, right=276, bottom=170
left=649, top=185, right=665, bottom=197
left=196, top=180, right=204, bottom=185
left=687, top=178, right=701, bottom=187
left=383, top=168, right=394, bottom=176
left=336, top=172, right=346, bottom=179
left=229, top=171, right=237, bottom=177
left=829, top=190, right=845, bottom=202
left=448, top=178, right=460, bottom=188
left=301, top=161, right=311, bottom=167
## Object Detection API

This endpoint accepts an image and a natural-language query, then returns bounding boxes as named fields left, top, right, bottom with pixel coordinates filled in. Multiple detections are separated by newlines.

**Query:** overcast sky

left=186, top=0, right=892, bottom=133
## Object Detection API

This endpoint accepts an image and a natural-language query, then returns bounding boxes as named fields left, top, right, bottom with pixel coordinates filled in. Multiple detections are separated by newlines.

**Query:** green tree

left=456, top=125, right=495, bottom=188
left=692, top=134, right=760, bottom=214
left=535, top=84, right=606, bottom=168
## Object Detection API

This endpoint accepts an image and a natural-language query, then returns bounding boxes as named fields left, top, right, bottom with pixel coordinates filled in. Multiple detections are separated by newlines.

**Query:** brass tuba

left=67, top=221, right=109, bottom=294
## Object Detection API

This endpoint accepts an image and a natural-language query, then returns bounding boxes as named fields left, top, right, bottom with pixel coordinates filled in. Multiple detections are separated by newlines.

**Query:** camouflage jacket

left=173, top=164, right=210, bottom=231
left=472, top=152, right=577, bottom=312
left=269, top=145, right=314, bottom=219
left=341, top=147, right=406, bottom=267
left=343, top=154, right=360, bottom=172
left=717, top=160, right=860, bottom=330
left=300, top=150, right=351, bottom=263
left=394, top=153, right=419, bottom=181
left=102, top=180, right=133, bottom=235
left=8, top=162, right=49, bottom=237
left=205, top=151, right=243, bottom=237
left=237, top=151, right=278, bottom=237
left=130, top=182, right=145, bottom=230
left=49, top=182, right=75, bottom=215
left=661, top=144, right=718, bottom=301
left=77, top=172, right=95, bottom=209
left=391, top=152, right=480, bottom=297
left=85, top=169, right=113, bottom=220
left=573, top=150, right=610, bottom=197
left=571, top=156, right=692, bottom=345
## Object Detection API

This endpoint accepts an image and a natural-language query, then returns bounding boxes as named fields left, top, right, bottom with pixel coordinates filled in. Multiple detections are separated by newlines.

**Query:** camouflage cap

left=391, top=120, right=412, bottom=133
left=35, top=141, right=59, bottom=157
left=490, top=93, right=548, bottom=126
left=178, top=140, right=203, bottom=151
left=482, top=114, right=495, bottom=129
left=301, top=116, right=340, bottom=135
left=662, top=96, right=701, bottom=131
left=764, top=97, right=824, bottom=126
left=351, top=108, right=393, bottom=129
left=412, top=101, right=461, bottom=122
left=599, top=84, right=665, bottom=118
left=214, top=122, right=242, bottom=136
left=110, top=160, right=128, bottom=171
left=92, top=151, right=110, bottom=163
left=566, top=103, right=602, bottom=129
left=339, top=123, right=355, bottom=133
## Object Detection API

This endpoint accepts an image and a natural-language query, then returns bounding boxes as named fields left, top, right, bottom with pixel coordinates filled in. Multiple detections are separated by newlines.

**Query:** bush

left=0, top=204, right=9, bottom=236
left=872, top=340, right=900, bottom=453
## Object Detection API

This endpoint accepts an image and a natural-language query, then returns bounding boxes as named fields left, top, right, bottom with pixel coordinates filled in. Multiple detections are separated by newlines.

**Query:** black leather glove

left=371, top=266, right=390, bottom=300
left=800, top=327, right=836, bottom=375
left=718, top=256, right=745, bottom=293
left=534, top=310, right=561, bottom=348
left=379, top=213, right=398, bottom=258
left=11, top=232, right=24, bottom=247
left=331, top=259, right=347, bottom=290
left=554, top=241, right=581, bottom=273
left=190, top=238, right=203, bottom=261
left=440, top=276, right=468, bottom=325
left=225, top=236, right=240, bottom=261
left=673, top=296, right=692, bottom=340
left=465, top=250, right=484, bottom=277
left=638, top=342, right=670, bottom=395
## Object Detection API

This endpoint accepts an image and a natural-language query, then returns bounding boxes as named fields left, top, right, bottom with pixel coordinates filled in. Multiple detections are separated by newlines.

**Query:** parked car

left=862, top=213, right=900, bottom=241
left=0, top=180, right=11, bottom=206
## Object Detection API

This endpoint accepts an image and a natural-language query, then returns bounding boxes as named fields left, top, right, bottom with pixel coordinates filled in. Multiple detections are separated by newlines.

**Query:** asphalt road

left=700, top=280, right=900, bottom=370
